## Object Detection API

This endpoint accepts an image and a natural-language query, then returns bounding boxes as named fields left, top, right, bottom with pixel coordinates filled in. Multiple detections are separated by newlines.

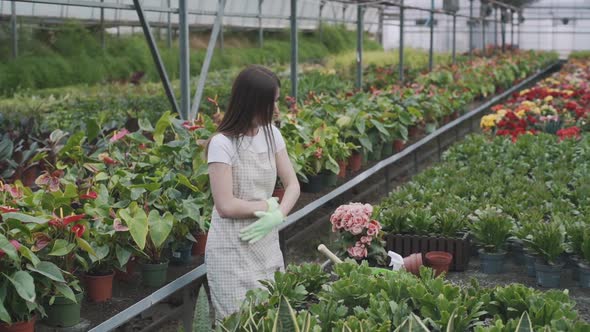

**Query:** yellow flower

left=519, top=89, right=530, bottom=96
left=516, top=109, right=527, bottom=118
left=531, top=107, right=541, bottom=115
left=544, top=95, right=554, bottom=103
left=497, top=109, right=507, bottom=117
left=522, top=101, right=536, bottom=108
left=564, top=90, right=574, bottom=96
left=480, top=114, right=498, bottom=129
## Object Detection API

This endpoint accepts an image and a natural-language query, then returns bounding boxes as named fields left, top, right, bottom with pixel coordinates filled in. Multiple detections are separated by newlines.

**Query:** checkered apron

left=205, top=139, right=284, bottom=320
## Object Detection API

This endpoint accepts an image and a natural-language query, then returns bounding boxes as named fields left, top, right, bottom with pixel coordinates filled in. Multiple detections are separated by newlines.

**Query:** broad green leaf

left=27, top=261, right=66, bottom=283
left=154, top=111, right=172, bottom=146
left=119, top=202, right=148, bottom=250
left=0, top=234, right=19, bottom=263
left=5, top=271, right=35, bottom=303
left=90, top=243, right=110, bottom=263
left=358, top=136, right=372, bottom=152
left=19, top=246, right=40, bottom=266
left=0, top=296, right=11, bottom=323
left=130, top=187, right=146, bottom=201
left=177, top=174, right=200, bottom=192
left=54, top=283, right=76, bottom=303
left=115, top=245, right=132, bottom=268
left=76, top=237, right=98, bottom=258
left=515, top=311, right=533, bottom=332
left=139, top=118, right=155, bottom=132
left=48, top=239, right=76, bottom=256
left=2, top=212, right=48, bottom=224
left=86, top=119, right=100, bottom=142
left=148, top=210, right=174, bottom=250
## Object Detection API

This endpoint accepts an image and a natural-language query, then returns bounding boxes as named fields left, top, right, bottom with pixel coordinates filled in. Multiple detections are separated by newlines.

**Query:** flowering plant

left=330, top=203, right=386, bottom=266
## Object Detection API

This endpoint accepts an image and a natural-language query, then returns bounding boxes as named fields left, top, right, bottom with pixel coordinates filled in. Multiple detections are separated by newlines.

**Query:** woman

left=205, top=65, right=300, bottom=319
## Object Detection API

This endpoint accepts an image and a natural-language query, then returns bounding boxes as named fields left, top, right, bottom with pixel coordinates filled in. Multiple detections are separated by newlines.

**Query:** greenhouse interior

left=1, top=0, right=590, bottom=331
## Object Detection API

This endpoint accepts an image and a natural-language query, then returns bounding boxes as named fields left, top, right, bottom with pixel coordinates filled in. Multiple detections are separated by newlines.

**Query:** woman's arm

left=208, top=162, right=268, bottom=219
left=275, top=149, right=300, bottom=217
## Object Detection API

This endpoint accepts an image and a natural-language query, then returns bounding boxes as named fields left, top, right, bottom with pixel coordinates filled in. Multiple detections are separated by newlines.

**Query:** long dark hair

left=208, top=65, right=281, bottom=158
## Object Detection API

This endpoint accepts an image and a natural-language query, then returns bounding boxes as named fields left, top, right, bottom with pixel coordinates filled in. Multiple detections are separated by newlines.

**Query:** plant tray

left=385, top=233, right=471, bottom=272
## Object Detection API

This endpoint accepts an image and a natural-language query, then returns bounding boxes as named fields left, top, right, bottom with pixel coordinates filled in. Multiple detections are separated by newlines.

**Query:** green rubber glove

left=239, top=198, right=284, bottom=244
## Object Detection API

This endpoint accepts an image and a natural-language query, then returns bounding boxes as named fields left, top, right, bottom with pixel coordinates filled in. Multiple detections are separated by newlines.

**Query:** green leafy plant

left=469, top=207, right=513, bottom=253
left=525, top=221, right=566, bottom=265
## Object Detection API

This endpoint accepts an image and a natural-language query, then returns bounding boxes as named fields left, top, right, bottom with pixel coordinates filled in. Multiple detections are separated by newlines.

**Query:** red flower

left=71, top=224, right=86, bottom=238
left=98, top=153, right=117, bottom=165
left=0, top=206, right=19, bottom=213
left=557, top=126, right=581, bottom=141
left=566, top=101, right=579, bottom=111
left=35, top=170, right=64, bottom=192
left=49, top=214, right=86, bottom=228
left=109, top=128, right=130, bottom=143
left=80, top=192, right=98, bottom=200
left=182, top=121, right=203, bottom=131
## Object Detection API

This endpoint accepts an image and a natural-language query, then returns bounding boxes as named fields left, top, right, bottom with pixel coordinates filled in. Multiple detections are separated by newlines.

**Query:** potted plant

left=468, top=207, right=513, bottom=274
left=119, top=202, right=174, bottom=287
left=329, top=202, right=387, bottom=267
left=0, top=231, right=77, bottom=332
left=525, top=221, right=566, bottom=288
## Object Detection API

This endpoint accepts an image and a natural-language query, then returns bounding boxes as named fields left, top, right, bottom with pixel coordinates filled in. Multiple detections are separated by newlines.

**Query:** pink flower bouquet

left=330, top=202, right=386, bottom=265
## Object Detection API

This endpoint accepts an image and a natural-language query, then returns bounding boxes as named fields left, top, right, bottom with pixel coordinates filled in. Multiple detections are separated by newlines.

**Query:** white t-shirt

left=207, top=125, right=286, bottom=165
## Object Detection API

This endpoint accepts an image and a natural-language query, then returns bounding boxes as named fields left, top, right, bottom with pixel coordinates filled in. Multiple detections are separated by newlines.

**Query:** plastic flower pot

left=322, top=171, right=338, bottom=187
left=272, top=187, right=285, bottom=202
left=300, top=174, right=325, bottom=193
left=0, top=316, right=35, bottom=332
left=382, top=141, right=394, bottom=157
left=524, top=251, right=538, bottom=278
left=84, top=271, right=114, bottom=302
left=170, top=243, right=194, bottom=266
left=567, top=255, right=580, bottom=282
left=115, top=257, right=137, bottom=282
left=43, top=292, right=83, bottom=328
left=478, top=249, right=506, bottom=274
left=508, top=239, right=526, bottom=266
left=393, top=140, right=406, bottom=153
left=368, top=143, right=384, bottom=161
left=192, top=232, right=208, bottom=257
left=578, top=263, right=590, bottom=288
left=348, top=152, right=362, bottom=172
left=535, top=261, right=564, bottom=288
left=141, top=261, right=169, bottom=287
left=425, top=251, right=453, bottom=277
left=403, top=253, right=423, bottom=276
left=337, top=160, right=347, bottom=178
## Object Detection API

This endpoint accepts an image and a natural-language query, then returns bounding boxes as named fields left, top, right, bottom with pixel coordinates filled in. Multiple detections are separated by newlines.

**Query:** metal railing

left=88, top=60, right=562, bottom=332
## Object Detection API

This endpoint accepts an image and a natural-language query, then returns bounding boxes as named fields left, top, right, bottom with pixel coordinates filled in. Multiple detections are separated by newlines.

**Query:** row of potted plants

left=215, top=260, right=589, bottom=331
left=278, top=50, right=558, bottom=191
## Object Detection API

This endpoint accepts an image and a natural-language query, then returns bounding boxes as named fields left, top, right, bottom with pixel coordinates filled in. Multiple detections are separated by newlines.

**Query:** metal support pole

left=481, top=15, right=486, bottom=55
left=132, top=0, right=179, bottom=116
left=469, top=0, right=473, bottom=56
left=179, top=0, right=190, bottom=120
left=494, top=7, right=498, bottom=50
left=355, top=5, right=363, bottom=90
left=191, top=0, right=227, bottom=120
left=11, top=0, right=18, bottom=58
left=399, top=0, right=404, bottom=82
left=453, top=13, right=457, bottom=64
left=510, top=11, right=514, bottom=47
left=220, top=6, right=224, bottom=51
left=167, top=0, right=172, bottom=48
left=384, top=166, right=391, bottom=193
left=378, top=7, right=384, bottom=47
left=100, top=0, right=105, bottom=50
left=428, top=0, right=434, bottom=72
left=290, top=0, right=298, bottom=99
left=501, top=9, right=506, bottom=52
left=319, top=0, right=325, bottom=43
left=258, top=0, right=264, bottom=48
left=181, top=288, right=192, bottom=332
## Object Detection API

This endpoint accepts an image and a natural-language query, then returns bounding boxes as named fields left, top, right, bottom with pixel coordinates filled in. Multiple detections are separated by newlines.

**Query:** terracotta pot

left=425, top=251, right=453, bottom=277
left=403, top=253, right=423, bottom=276
left=115, top=257, right=137, bottom=282
left=408, top=125, right=421, bottom=139
left=451, top=111, right=460, bottom=120
left=0, top=317, right=35, bottom=332
left=443, top=115, right=451, bottom=124
left=272, top=187, right=285, bottom=202
left=192, top=232, right=208, bottom=257
left=393, top=140, right=406, bottom=153
left=337, top=160, right=347, bottom=178
left=84, top=272, right=114, bottom=302
left=348, top=152, right=362, bottom=172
